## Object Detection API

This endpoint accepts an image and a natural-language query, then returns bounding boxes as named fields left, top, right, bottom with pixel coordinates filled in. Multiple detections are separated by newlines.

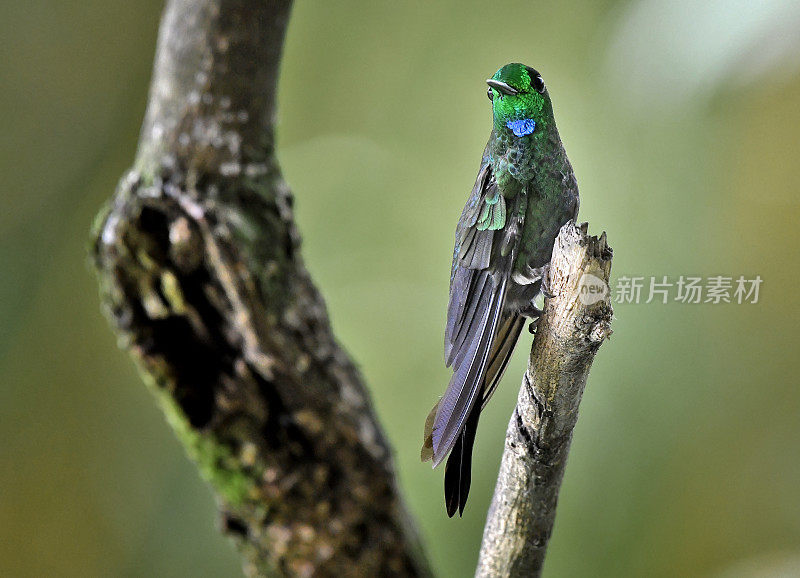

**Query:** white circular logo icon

left=577, top=273, right=609, bottom=305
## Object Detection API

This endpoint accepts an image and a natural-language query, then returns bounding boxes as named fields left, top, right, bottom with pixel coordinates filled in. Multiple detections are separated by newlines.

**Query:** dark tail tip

left=443, top=406, right=480, bottom=517
left=444, top=439, right=469, bottom=517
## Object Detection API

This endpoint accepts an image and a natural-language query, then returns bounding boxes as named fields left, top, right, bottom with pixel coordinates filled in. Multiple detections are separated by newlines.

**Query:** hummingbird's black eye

left=525, top=66, right=546, bottom=94
left=487, top=87, right=493, bottom=101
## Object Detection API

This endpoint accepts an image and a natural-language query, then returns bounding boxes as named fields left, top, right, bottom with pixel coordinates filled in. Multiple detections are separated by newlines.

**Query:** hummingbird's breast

left=488, top=126, right=579, bottom=300
left=505, top=132, right=579, bottom=298
left=490, top=131, right=538, bottom=196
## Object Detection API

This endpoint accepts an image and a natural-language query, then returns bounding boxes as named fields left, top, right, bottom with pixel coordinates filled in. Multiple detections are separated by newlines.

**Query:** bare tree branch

left=90, top=0, right=431, bottom=575
left=475, top=222, right=614, bottom=577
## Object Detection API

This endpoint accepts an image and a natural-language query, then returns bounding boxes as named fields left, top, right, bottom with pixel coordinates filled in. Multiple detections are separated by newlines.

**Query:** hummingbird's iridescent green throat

left=421, top=63, right=579, bottom=517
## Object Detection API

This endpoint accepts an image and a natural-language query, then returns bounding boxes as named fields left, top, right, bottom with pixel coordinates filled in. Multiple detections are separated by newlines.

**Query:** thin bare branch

left=476, top=221, right=613, bottom=577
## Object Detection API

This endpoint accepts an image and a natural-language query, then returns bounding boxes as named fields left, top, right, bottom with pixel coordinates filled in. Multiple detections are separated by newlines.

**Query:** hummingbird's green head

left=487, top=63, right=552, bottom=138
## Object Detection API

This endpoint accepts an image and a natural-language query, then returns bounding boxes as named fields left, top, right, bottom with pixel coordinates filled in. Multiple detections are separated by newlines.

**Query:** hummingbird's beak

left=486, top=79, right=518, bottom=96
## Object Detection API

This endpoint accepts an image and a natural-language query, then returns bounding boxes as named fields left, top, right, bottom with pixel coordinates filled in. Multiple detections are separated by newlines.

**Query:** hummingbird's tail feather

left=422, top=314, right=523, bottom=466
left=420, top=400, right=438, bottom=462
left=430, top=271, right=507, bottom=467
left=438, top=313, right=523, bottom=514
left=444, top=402, right=481, bottom=517
left=481, top=314, right=525, bottom=409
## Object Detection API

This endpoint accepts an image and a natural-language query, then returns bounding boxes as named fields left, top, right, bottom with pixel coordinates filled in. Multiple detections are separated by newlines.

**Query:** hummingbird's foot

left=519, top=302, right=543, bottom=318
left=520, top=301, right=543, bottom=335
left=540, top=264, right=555, bottom=298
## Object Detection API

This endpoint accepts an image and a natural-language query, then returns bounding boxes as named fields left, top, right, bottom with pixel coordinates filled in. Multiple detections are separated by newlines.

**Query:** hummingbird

left=421, top=63, right=579, bottom=517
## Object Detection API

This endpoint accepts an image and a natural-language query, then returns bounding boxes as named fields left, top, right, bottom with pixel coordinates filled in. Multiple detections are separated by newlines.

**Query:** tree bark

left=475, top=221, right=614, bottom=577
left=91, top=1, right=431, bottom=576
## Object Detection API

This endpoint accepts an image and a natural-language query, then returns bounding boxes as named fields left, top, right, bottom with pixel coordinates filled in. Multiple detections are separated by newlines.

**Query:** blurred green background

left=3, top=0, right=800, bottom=576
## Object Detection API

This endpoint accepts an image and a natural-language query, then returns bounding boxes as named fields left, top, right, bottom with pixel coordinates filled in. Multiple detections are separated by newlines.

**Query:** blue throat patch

left=506, top=118, right=536, bottom=137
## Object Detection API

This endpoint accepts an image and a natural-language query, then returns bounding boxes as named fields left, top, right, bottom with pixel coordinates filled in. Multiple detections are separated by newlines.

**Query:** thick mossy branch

left=476, top=222, right=613, bottom=578
left=91, top=0, right=430, bottom=576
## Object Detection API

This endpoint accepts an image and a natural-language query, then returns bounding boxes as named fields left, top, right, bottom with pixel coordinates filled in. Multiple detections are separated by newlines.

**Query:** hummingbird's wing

left=420, top=149, right=528, bottom=515
left=444, top=154, right=502, bottom=367
left=428, top=153, right=518, bottom=469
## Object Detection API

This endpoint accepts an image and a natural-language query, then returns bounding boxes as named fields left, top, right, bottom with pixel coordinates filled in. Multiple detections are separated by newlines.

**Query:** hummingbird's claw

left=519, top=302, right=543, bottom=319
